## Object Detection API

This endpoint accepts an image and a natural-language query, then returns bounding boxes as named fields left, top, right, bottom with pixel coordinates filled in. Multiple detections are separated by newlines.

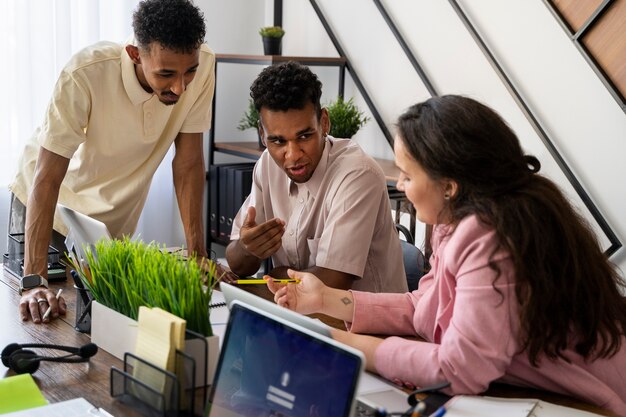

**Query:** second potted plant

left=237, top=98, right=263, bottom=148
left=326, top=97, right=370, bottom=139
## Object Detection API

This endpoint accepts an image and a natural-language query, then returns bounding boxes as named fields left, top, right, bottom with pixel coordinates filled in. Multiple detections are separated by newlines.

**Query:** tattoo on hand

left=340, top=297, right=352, bottom=306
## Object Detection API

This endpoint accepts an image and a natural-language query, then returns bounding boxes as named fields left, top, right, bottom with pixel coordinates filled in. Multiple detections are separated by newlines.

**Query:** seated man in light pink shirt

left=226, top=62, right=407, bottom=293
left=268, top=95, right=626, bottom=415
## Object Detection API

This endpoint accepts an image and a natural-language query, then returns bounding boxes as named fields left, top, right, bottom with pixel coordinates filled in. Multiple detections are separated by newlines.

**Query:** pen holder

left=74, top=285, right=93, bottom=333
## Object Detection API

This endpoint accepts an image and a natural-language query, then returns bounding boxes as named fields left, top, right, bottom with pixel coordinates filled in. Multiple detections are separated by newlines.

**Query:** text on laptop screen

left=207, top=303, right=361, bottom=417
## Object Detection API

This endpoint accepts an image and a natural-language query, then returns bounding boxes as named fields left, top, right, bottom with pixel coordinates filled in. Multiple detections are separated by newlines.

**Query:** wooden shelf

left=216, top=54, right=346, bottom=67
left=214, top=141, right=264, bottom=158
left=213, top=141, right=400, bottom=182
left=374, top=157, right=400, bottom=183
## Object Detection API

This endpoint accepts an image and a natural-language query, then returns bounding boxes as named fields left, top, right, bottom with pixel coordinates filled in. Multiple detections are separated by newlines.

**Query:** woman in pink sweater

left=268, top=95, right=626, bottom=415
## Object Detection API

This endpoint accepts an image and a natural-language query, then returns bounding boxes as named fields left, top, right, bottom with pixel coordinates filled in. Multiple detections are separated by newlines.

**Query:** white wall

left=273, top=0, right=625, bottom=274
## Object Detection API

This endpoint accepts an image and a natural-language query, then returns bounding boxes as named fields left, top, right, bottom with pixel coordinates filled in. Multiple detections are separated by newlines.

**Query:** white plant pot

left=91, top=301, right=219, bottom=386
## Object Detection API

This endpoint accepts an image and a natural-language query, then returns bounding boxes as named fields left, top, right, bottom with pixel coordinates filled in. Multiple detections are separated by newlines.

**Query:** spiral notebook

left=442, top=396, right=605, bottom=417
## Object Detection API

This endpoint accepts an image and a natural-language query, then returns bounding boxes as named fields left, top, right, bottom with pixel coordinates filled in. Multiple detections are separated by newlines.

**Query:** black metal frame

left=542, top=0, right=625, bottom=113
left=273, top=0, right=282, bottom=27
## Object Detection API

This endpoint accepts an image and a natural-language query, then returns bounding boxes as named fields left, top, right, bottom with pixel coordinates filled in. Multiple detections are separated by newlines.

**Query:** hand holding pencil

left=266, top=270, right=326, bottom=315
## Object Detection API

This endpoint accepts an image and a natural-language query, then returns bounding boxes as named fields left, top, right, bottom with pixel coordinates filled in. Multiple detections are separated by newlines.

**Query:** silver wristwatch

left=19, top=274, right=49, bottom=295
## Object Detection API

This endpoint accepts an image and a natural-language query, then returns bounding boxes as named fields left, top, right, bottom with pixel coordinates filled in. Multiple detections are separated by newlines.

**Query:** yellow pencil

left=235, top=278, right=300, bottom=284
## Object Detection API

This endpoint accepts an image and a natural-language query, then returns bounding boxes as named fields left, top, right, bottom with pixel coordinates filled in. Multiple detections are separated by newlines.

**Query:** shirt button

left=146, top=112, right=152, bottom=118
left=299, top=198, right=304, bottom=204
left=289, top=230, right=294, bottom=236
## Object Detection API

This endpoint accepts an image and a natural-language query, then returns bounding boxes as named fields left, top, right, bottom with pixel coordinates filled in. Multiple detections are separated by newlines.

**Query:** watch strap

left=19, top=274, right=49, bottom=295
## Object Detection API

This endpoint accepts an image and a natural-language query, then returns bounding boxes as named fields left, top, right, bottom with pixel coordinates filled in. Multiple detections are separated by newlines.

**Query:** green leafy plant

left=326, top=97, right=370, bottom=138
left=71, top=238, right=216, bottom=336
left=237, top=99, right=259, bottom=132
left=259, top=26, right=285, bottom=38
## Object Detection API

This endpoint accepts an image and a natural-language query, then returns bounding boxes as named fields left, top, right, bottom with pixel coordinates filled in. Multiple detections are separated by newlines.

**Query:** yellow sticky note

left=133, top=306, right=187, bottom=410
left=0, top=374, right=48, bottom=413
left=151, top=308, right=186, bottom=362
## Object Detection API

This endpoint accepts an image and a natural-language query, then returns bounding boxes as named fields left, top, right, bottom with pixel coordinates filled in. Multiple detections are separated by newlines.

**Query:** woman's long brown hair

left=397, top=95, right=626, bottom=365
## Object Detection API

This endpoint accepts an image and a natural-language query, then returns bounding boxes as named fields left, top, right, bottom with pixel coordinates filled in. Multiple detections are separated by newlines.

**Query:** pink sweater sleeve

left=354, top=217, right=522, bottom=394
left=348, top=291, right=420, bottom=336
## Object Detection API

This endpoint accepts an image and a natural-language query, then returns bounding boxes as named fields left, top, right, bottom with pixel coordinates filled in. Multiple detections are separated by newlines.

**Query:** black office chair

left=395, top=224, right=426, bottom=292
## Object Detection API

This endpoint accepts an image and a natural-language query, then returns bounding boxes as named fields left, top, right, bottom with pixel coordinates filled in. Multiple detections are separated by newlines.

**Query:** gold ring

left=37, top=298, right=47, bottom=304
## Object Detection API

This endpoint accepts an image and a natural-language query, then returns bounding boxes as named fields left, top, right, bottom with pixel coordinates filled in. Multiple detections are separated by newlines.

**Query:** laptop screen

left=207, top=302, right=362, bottom=417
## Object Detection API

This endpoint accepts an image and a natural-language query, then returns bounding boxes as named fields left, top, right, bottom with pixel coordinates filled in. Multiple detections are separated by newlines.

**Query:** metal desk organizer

left=110, top=330, right=209, bottom=417
left=3, top=232, right=65, bottom=280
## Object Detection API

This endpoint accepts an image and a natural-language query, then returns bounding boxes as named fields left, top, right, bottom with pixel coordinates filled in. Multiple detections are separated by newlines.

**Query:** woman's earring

left=444, top=193, right=450, bottom=200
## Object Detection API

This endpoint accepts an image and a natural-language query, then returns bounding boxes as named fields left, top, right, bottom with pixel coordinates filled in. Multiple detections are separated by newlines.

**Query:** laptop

left=56, top=204, right=111, bottom=266
left=206, top=300, right=364, bottom=417
left=219, top=282, right=331, bottom=337
left=218, top=282, right=426, bottom=414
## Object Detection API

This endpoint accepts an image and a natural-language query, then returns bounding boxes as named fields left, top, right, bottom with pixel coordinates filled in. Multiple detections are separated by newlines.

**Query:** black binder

left=214, top=163, right=255, bottom=244
left=208, top=164, right=219, bottom=240
left=234, top=167, right=254, bottom=220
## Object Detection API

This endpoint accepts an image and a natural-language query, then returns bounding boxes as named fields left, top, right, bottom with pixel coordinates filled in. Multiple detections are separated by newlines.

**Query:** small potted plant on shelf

left=70, top=237, right=220, bottom=385
left=326, top=96, right=370, bottom=139
left=237, top=98, right=264, bottom=148
left=259, top=26, right=285, bottom=56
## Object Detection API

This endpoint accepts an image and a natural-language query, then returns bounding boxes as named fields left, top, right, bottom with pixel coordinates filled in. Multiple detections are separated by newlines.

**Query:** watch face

left=22, top=274, right=42, bottom=288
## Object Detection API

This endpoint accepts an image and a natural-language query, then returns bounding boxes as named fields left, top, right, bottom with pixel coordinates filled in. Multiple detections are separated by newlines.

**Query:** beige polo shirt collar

left=289, top=137, right=331, bottom=199
left=121, top=47, right=154, bottom=105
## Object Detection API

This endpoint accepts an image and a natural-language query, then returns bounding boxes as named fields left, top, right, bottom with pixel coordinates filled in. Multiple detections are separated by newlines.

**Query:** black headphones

left=1, top=342, right=98, bottom=374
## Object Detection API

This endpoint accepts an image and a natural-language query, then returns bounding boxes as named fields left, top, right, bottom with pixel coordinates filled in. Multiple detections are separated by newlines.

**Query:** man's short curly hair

left=133, top=0, right=206, bottom=54
left=251, top=62, right=323, bottom=118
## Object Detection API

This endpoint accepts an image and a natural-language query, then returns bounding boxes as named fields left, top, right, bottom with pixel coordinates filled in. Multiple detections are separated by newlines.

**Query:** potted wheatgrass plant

left=71, top=238, right=221, bottom=385
left=73, top=237, right=215, bottom=336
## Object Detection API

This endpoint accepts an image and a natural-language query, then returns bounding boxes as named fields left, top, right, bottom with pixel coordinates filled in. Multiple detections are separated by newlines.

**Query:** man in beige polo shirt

left=226, top=62, right=407, bottom=293
left=9, top=0, right=220, bottom=323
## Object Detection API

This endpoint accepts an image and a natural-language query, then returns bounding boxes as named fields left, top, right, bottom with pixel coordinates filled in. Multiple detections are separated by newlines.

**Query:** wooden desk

left=238, top=284, right=618, bottom=417
left=0, top=270, right=143, bottom=416
left=1, top=271, right=618, bottom=416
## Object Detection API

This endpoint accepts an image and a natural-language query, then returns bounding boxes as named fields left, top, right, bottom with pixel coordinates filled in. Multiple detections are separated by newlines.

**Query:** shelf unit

left=208, top=54, right=347, bottom=167
left=206, top=54, right=411, bottom=252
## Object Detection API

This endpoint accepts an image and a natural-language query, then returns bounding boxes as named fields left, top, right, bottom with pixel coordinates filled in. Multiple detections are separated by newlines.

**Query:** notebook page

left=2, top=397, right=106, bottom=417
left=530, top=400, right=605, bottom=417
left=443, top=396, right=537, bottom=417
